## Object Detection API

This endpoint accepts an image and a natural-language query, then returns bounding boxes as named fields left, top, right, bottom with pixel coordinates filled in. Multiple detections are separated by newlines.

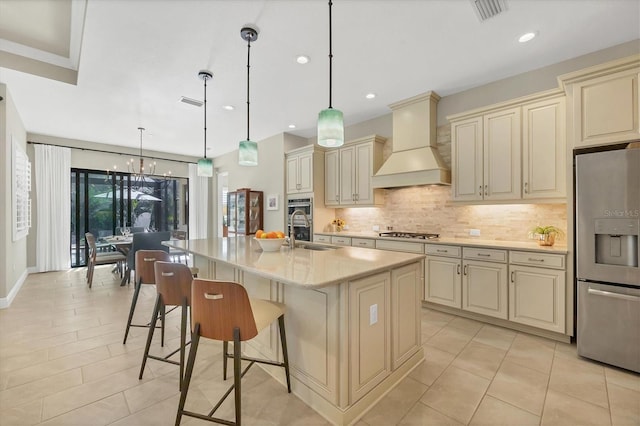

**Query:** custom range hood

left=372, top=91, right=451, bottom=188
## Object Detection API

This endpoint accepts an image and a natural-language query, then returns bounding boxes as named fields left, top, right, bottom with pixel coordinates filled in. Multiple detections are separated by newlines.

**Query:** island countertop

left=164, top=236, right=425, bottom=289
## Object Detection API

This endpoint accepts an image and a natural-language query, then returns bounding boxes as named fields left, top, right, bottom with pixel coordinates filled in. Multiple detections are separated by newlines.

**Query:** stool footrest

left=148, top=355, right=181, bottom=366
left=180, top=410, right=236, bottom=426
left=224, top=353, right=286, bottom=369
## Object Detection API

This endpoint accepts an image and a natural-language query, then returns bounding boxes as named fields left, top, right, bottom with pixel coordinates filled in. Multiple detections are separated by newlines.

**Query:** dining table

left=102, top=236, right=133, bottom=285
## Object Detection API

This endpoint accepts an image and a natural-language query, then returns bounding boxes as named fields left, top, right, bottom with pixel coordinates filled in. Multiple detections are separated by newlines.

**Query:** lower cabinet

left=349, top=271, right=391, bottom=403
left=425, top=255, right=461, bottom=308
left=391, top=262, right=421, bottom=369
left=509, top=251, right=566, bottom=333
left=461, top=248, right=508, bottom=320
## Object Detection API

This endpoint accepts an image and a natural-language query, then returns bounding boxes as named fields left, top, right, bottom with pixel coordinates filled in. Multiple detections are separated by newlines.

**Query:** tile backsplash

left=335, top=185, right=567, bottom=242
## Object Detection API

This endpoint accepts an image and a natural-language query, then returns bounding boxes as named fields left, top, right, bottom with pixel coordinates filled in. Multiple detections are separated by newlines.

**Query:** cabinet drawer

left=331, top=236, right=352, bottom=246
left=376, top=239, right=424, bottom=254
left=510, top=251, right=565, bottom=269
left=352, top=238, right=376, bottom=249
left=314, top=234, right=331, bottom=243
left=463, top=247, right=507, bottom=263
left=425, top=244, right=461, bottom=258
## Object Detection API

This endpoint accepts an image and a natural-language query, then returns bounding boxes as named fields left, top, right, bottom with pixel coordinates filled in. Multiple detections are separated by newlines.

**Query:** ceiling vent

left=179, top=96, right=203, bottom=107
left=472, top=0, right=506, bottom=22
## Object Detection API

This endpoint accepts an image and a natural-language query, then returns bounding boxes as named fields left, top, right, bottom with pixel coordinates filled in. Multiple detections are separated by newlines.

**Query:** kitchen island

left=164, top=237, right=425, bottom=425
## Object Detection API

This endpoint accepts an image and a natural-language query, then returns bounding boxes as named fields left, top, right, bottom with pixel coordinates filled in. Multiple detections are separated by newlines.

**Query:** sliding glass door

left=71, top=169, right=188, bottom=267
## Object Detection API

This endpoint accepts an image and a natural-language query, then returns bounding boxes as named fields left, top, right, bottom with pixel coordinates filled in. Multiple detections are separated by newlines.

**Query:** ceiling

left=0, top=0, right=639, bottom=159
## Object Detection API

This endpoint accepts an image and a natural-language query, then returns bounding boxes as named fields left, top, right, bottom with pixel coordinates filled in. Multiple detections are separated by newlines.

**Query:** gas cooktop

left=378, top=231, right=440, bottom=240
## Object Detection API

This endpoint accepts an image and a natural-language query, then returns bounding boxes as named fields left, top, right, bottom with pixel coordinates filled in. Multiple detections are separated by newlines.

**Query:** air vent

left=179, top=96, right=203, bottom=107
left=472, top=0, right=506, bottom=21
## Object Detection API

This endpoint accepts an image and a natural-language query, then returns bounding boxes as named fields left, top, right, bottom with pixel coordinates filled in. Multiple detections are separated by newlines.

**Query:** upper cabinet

left=324, top=135, right=385, bottom=207
left=451, top=107, right=521, bottom=201
left=522, top=95, right=566, bottom=199
left=286, top=145, right=325, bottom=195
left=559, top=55, right=640, bottom=148
left=449, top=90, right=566, bottom=203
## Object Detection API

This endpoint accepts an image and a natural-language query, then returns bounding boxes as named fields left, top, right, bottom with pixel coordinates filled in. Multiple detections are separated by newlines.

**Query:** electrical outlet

left=470, top=229, right=481, bottom=236
left=372, top=225, right=380, bottom=232
left=369, top=304, right=378, bottom=325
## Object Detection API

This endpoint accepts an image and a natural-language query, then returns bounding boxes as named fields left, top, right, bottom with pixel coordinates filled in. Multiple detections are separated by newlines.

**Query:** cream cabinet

left=522, top=95, right=566, bottom=199
left=349, top=271, right=391, bottom=403
left=391, top=262, right=422, bottom=369
left=451, top=107, right=521, bottom=201
left=559, top=56, right=640, bottom=148
left=462, top=248, right=508, bottom=319
left=286, top=145, right=325, bottom=195
left=324, top=150, right=339, bottom=206
left=509, top=251, right=566, bottom=333
left=424, top=244, right=462, bottom=308
left=331, top=235, right=352, bottom=246
left=324, top=135, right=385, bottom=207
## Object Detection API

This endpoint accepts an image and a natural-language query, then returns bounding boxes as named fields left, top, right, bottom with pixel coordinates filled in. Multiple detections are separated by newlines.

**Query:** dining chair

left=123, top=231, right=171, bottom=285
left=123, top=248, right=171, bottom=344
left=175, top=278, right=291, bottom=426
left=139, top=261, right=193, bottom=390
left=85, top=232, right=126, bottom=289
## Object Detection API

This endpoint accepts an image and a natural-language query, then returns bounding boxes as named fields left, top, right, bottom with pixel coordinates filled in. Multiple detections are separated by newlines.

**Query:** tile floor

left=0, top=266, right=638, bottom=426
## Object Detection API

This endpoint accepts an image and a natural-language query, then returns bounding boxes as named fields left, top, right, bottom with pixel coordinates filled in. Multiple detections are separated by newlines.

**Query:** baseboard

left=0, top=268, right=29, bottom=309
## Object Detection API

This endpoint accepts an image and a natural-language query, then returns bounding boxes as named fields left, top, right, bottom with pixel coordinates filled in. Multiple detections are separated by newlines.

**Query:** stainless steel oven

left=287, top=197, right=313, bottom=241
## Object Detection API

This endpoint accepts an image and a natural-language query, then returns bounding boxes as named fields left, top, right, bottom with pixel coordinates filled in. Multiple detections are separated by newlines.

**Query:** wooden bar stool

left=123, top=250, right=172, bottom=344
left=139, top=261, right=193, bottom=389
left=176, top=278, right=291, bottom=426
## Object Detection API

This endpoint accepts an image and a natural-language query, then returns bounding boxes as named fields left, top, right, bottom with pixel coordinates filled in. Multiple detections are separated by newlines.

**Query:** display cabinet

left=227, top=188, right=263, bottom=235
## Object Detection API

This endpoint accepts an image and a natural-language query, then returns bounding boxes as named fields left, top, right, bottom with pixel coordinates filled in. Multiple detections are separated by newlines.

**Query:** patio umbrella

left=94, top=190, right=162, bottom=201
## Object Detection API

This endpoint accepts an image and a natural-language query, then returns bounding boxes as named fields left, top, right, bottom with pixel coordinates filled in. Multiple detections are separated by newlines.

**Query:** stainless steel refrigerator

left=575, top=144, right=640, bottom=372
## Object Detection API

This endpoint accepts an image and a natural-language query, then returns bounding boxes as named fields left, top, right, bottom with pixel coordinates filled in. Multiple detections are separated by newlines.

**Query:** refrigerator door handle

left=588, top=287, right=640, bottom=302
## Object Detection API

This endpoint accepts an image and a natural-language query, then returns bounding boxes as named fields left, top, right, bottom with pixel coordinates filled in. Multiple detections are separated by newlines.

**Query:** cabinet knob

left=457, top=264, right=461, bottom=275
left=511, top=271, right=515, bottom=283
left=524, top=182, right=529, bottom=194
left=479, top=185, right=482, bottom=196
left=463, top=264, right=468, bottom=275
left=484, top=184, right=488, bottom=196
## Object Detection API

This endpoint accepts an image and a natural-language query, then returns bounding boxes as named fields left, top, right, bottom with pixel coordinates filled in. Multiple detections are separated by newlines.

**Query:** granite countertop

left=164, top=236, right=425, bottom=289
left=315, top=231, right=568, bottom=254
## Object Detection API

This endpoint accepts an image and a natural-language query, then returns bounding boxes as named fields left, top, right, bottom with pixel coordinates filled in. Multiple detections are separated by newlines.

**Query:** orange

left=266, top=231, right=277, bottom=239
left=260, top=233, right=268, bottom=239
left=275, top=231, right=285, bottom=238
left=255, top=230, right=264, bottom=238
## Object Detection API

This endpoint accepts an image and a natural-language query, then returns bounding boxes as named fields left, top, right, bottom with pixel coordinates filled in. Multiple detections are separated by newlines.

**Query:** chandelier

left=127, top=127, right=156, bottom=188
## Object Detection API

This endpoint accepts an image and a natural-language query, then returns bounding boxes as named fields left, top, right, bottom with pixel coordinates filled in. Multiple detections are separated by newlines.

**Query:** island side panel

left=392, top=262, right=422, bottom=369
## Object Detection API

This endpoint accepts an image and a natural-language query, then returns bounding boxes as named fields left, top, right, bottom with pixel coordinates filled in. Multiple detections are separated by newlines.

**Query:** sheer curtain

left=188, top=163, right=209, bottom=239
left=35, top=144, right=71, bottom=272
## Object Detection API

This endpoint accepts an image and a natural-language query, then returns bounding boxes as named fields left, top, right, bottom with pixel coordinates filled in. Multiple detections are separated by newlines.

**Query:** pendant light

left=317, top=0, right=344, bottom=148
left=238, top=26, right=259, bottom=166
left=197, top=70, right=214, bottom=177
left=127, top=127, right=157, bottom=188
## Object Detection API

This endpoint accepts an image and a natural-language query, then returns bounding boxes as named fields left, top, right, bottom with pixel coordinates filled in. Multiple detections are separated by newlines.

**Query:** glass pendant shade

left=238, top=140, right=258, bottom=166
left=197, top=158, right=213, bottom=177
left=317, top=108, right=344, bottom=147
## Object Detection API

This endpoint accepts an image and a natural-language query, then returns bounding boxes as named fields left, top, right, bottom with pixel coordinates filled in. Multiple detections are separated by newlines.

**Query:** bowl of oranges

left=254, top=230, right=286, bottom=252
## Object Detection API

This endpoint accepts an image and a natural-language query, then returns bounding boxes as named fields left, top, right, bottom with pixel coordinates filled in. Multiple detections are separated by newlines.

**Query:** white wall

left=0, top=84, right=28, bottom=303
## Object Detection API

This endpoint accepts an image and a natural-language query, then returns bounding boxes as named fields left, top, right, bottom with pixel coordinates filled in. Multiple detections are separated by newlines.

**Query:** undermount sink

left=296, top=243, right=338, bottom=251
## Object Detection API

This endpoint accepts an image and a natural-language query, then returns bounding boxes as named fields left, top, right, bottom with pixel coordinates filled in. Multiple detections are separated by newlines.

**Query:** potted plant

left=529, top=225, right=564, bottom=246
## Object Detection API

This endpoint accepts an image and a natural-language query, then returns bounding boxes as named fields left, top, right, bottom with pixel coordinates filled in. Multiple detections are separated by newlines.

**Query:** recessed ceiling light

left=518, top=32, right=536, bottom=43
left=288, top=124, right=296, bottom=129
left=223, top=105, right=235, bottom=111
left=365, top=93, right=376, bottom=99
left=296, top=55, right=310, bottom=64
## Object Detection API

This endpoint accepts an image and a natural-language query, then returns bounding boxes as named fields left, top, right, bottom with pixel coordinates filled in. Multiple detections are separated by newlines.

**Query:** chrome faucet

left=289, top=209, right=310, bottom=249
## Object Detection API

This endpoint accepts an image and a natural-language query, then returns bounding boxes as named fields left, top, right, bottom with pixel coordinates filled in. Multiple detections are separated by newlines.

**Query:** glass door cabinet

left=227, top=188, right=263, bottom=235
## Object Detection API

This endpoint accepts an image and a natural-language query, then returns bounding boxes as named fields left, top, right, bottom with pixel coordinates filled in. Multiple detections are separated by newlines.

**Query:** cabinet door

left=298, top=151, right=314, bottom=193
left=286, top=155, right=300, bottom=194
left=462, top=260, right=508, bottom=319
left=573, top=69, right=640, bottom=147
left=483, top=107, right=521, bottom=200
left=349, top=272, right=391, bottom=403
left=324, top=150, right=340, bottom=206
left=339, top=146, right=355, bottom=204
left=354, top=142, right=373, bottom=204
left=522, top=97, right=566, bottom=199
left=509, top=265, right=565, bottom=333
left=425, top=256, right=462, bottom=308
left=452, top=117, right=483, bottom=201
left=391, top=262, right=421, bottom=369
